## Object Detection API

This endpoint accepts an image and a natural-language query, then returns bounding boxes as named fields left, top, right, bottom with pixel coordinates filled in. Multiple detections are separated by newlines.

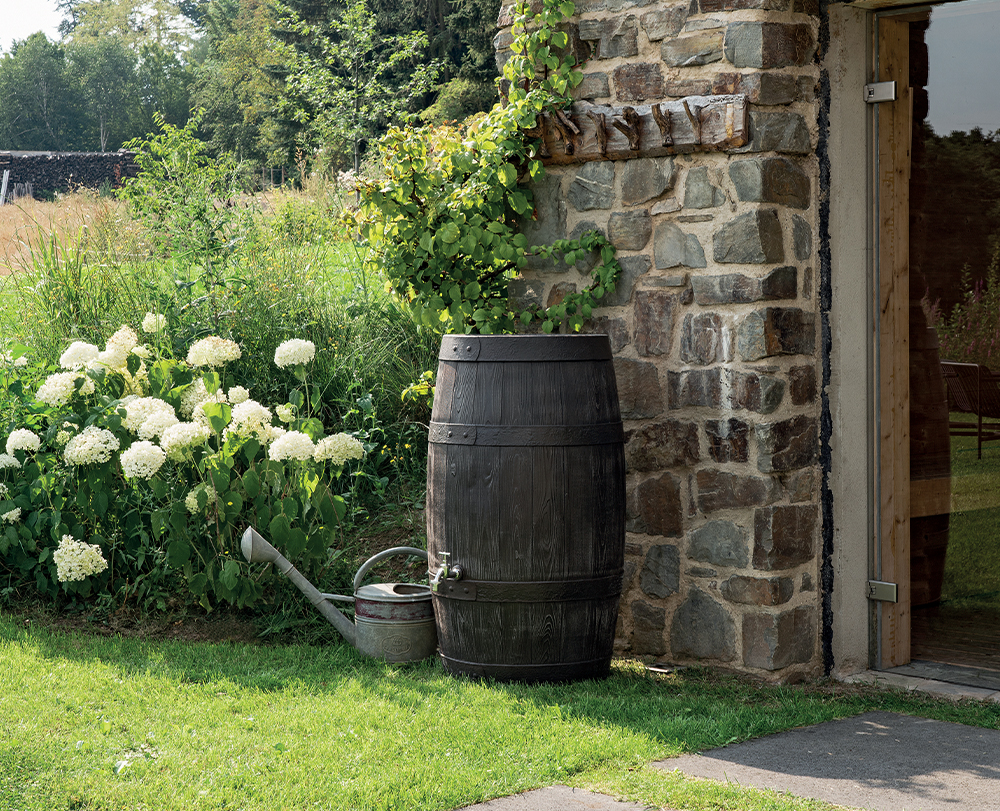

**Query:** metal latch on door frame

left=864, top=82, right=897, bottom=103
left=867, top=580, right=898, bottom=602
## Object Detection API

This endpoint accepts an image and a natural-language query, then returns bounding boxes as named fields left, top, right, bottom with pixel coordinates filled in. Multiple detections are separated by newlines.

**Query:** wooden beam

left=535, top=95, right=749, bottom=165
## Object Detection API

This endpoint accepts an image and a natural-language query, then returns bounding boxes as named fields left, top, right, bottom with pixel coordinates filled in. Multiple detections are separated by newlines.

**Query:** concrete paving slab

left=454, top=785, right=659, bottom=810
left=657, top=711, right=1000, bottom=811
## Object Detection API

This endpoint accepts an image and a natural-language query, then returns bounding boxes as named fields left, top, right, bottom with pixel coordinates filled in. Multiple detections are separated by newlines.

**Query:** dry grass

left=0, top=191, right=132, bottom=274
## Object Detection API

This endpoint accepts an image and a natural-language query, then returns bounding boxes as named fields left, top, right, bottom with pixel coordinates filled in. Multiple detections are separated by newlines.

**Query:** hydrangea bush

left=0, top=322, right=367, bottom=611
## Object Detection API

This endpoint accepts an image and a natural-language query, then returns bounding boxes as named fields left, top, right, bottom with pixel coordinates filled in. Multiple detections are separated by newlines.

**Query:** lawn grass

left=3, top=614, right=999, bottom=811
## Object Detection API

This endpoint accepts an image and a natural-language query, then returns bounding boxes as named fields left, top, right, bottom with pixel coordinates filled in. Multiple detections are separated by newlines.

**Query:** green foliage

left=356, top=0, right=621, bottom=335
left=929, top=245, right=1000, bottom=367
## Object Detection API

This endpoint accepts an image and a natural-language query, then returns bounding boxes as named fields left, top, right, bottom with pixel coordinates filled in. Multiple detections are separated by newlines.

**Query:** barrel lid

left=439, top=334, right=612, bottom=362
left=355, top=582, right=433, bottom=603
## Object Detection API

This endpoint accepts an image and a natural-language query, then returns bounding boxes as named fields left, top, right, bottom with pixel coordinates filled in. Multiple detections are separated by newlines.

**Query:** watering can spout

left=240, top=527, right=357, bottom=646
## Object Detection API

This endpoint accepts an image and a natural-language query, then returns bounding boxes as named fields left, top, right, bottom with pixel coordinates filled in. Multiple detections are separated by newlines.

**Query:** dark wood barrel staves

left=427, top=334, right=626, bottom=681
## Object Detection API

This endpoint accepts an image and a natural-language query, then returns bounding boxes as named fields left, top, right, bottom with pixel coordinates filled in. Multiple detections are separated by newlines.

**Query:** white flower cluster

left=36, top=371, right=88, bottom=408
left=59, top=341, right=99, bottom=370
left=142, top=312, right=167, bottom=333
left=132, top=345, right=151, bottom=359
left=2, top=507, right=21, bottom=523
left=314, top=433, right=365, bottom=465
left=138, top=410, right=179, bottom=441
left=268, top=430, right=315, bottom=461
left=6, top=429, right=40, bottom=456
left=52, top=535, right=108, bottom=582
left=274, top=339, right=315, bottom=368
left=0, top=453, right=22, bottom=470
left=276, top=404, right=296, bottom=423
left=120, top=441, right=166, bottom=480
left=179, top=378, right=208, bottom=419
left=224, top=400, right=273, bottom=442
left=192, top=390, right=229, bottom=426
left=0, top=482, right=8, bottom=498
left=228, top=385, right=250, bottom=404
left=121, top=397, right=176, bottom=433
left=64, top=426, right=120, bottom=466
left=160, top=422, right=211, bottom=461
left=185, top=484, right=217, bottom=514
left=97, top=326, right=139, bottom=371
left=1, top=351, right=29, bottom=367
left=187, top=336, right=241, bottom=368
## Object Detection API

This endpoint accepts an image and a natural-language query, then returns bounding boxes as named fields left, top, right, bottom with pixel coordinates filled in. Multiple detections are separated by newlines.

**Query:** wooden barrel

left=427, top=334, right=626, bottom=681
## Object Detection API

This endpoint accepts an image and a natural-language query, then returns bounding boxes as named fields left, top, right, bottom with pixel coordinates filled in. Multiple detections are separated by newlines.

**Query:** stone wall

left=500, top=0, right=824, bottom=678
left=0, top=151, right=138, bottom=200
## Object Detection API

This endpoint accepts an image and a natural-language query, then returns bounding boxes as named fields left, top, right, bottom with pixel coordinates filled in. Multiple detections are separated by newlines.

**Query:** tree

left=277, top=0, right=440, bottom=172
left=67, top=38, right=138, bottom=151
left=0, top=34, right=82, bottom=150
left=58, top=0, right=197, bottom=57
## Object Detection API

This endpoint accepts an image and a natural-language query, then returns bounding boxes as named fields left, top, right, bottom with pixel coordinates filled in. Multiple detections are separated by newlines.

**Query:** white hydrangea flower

left=2, top=507, right=21, bottom=523
left=0, top=482, right=8, bottom=498
left=266, top=426, right=287, bottom=444
left=1, top=351, right=29, bottom=367
left=160, top=422, right=211, bottom=461
left=97, top=326, right=139, bottom=371
left=314, top=433, right=365, bottom=465
left=179, top=378, right=208, bottom=419
left=0, top=453, right=22, bottom=470
left=223, top=400, right=273, bottom=442
left=120, top=440, right=166, bottom=480
left=36, top=372, right=84, bottom=408
left=14, top=355, right=28, bottom=367
left=52, top=535, right=108, bottom=582
left=138, top=411, right=180, bottom=441
left=274, top=339, right=316, bottom=368
left=142, top=312, right=167, bottom=333
left=187, top=336, right=241, bottom=368
left=121, top=397, right=176, bottom=433
left=185, top=484, right=217, bottom=514
left=55, top=430, right=73, bottom=446
left=192, top=391, right=229, bottom=426
left=64, top=427, right=120, bottom=466
left=79, top=376, right=96, bottom=396
left=227, top=386, right=250, bottom=404
left=59, top=341, right=99, bottom=370
left=276, top=404, right=295, bottom=423
left=6, top=429, right=40, bottom=456
left=131, top=344, right=152, bottom=359
left=268, top=430, right=316, bottom=461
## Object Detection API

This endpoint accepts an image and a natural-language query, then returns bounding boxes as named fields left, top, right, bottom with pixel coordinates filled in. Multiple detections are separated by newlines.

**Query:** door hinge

left=867, top=580, right=898, bottom=602
left=864, top=82, right=897, bottom=104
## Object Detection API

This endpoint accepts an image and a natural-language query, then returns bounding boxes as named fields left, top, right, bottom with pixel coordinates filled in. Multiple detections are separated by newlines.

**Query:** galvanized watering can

left=240, top=527, right=436, bottom=662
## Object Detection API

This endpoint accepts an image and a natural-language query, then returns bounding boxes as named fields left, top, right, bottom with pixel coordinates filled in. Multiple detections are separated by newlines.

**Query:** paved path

left=455, top=785, right=657, bottom=810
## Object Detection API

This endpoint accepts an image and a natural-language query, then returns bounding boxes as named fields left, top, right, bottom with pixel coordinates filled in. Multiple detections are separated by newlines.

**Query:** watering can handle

left=353, top=546, right=428, bottom=593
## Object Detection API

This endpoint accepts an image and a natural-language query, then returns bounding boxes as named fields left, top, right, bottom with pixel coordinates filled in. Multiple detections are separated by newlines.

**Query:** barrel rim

left=438, top=334, right=613, bottom=362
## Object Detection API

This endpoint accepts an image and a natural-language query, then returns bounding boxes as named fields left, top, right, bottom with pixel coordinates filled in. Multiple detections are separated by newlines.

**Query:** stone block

left=546, top=282, right=577, bottom=308
left=797, top=74, right=818, bottom=102
left=664, top=78, right=713, bottom=97
left=519, top=174, right=567, bottom=269
left=792, top=215, right=812, bottom=260
left=610, top=210, right=653, bottom=250
left=757, top=415, right=817, bottom=473
left=688, top=519, right=749, bottom=568
left=729, top=158, right=810, bottom=209
left=713, top=72, right=799, bottom=105
left=680, top=312, right=730, bottom=365
left=613, top=63, right=666, bottom=103
left=789, top=364, right=817, bottom=404
left=615, top=357, right=664, bottom=419
left=641, top=4, right=691, bottom=40
left=573, top=72, right=611, bottom=100
left=713, top=210, right=784, bottom=265
left=724, top=22, right=815, bottom=69
left=737, top=112, right=812, bottom=155
left=753, top=504, right=816, bottom=570
left=743, top=606, right=816, bottom=670
left=568, top=161, right=616, bottom=211
left=625, top=420, right=700, bottom=471
left=654, top=222, right=707, bottom=269
left=641, top=544, right=681, bottom=597
left=668, top=368, right=722, bottom=409
left=786, top=467, right=816, bottom=503
left=580, top=15, right=639, bottom=59
left=635, top=290, right=680, bottom=357
left=689, top=566, right=717, bottom=577
left=569, top=220, right=606, bottom=273
left=671, top=588, right=736, bottom=662
left=627, top=472, right=683, bottom=536
left=738, top=307, right=816, bottom=361
left=801, top=572, right=814, bottom=591
left=661, top=31, right=724, bottom=68
left=696, top=469, right=780, bottom=512
left=509, top=278, right=544, bottom=310
left=602, top=254, right=650, bottom=307
left=631, top=599, right=667, bottom=655
left=684, top=167, right=726, bottom=209
left=729, top=370, right=785, bottom=414
left=691, top=266, right=797, bottom=305
left=706, top=417, right=750, bottom=463
left=577, top=0, right=662, bottom=9
left=702, top=0, right=788, bottom=9
left=722, top=575, right=794, bottom=605
left=582, top=316, right=630, bottom=353
left=652, top=198, right=681, bottom=215
left=622, top=157, right=676, bottom=206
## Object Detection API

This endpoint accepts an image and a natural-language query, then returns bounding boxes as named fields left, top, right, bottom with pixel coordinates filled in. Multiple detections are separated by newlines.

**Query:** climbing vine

left=354, top=0, right=622, bottom=335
